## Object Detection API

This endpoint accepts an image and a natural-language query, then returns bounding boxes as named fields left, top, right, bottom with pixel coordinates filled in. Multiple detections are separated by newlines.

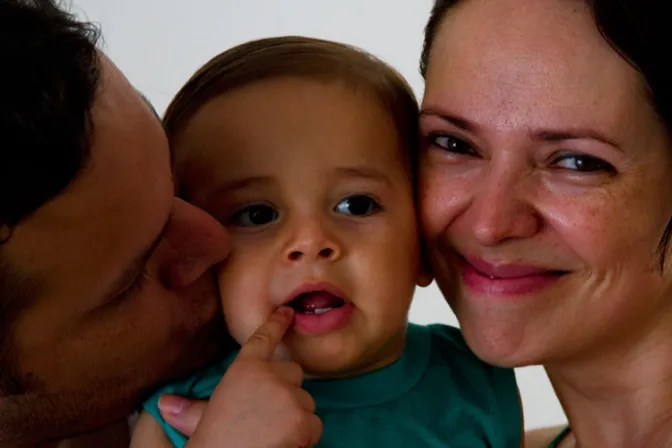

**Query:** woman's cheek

left=543, top=186, right=636, bottom=264
left=419, top=167, right=465, bottom=238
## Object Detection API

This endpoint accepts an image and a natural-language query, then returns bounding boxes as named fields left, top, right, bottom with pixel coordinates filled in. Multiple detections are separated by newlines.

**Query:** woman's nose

left=467, top=172, right=541, bottom=246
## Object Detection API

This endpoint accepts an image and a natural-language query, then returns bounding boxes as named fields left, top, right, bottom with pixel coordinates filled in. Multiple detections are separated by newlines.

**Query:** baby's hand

left=158, top=307, right=322, bottom=448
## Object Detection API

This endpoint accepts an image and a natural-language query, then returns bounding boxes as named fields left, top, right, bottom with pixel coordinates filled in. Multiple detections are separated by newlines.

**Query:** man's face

left=0, top=55, right=230, bottom=444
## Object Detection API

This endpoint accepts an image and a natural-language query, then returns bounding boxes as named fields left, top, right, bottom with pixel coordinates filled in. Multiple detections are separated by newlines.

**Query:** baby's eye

left=334, top=195, right=381, bottom=217
left=229, top=203, right=279, bottom=227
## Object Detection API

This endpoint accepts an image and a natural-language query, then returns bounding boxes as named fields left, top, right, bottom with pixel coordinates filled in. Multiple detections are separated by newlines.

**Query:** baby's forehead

left=173, top=79, right=415, bottom=193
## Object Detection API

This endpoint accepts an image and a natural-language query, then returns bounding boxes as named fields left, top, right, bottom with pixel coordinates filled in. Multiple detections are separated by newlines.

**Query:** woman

left=157, top=0, right=672, bottom=446
left=419, top=0, right=672, bottom=446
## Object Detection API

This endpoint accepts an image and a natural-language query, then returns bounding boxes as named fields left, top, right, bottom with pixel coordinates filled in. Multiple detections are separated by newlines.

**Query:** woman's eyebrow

left=531, top=129, right=622, bottom=151
left=420, top=108, right=476, bottom=134
left=420, top=107, right=622, bottom=150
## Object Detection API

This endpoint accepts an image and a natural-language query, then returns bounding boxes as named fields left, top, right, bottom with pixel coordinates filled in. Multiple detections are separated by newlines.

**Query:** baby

left=133, top=36, right=522, bottom=447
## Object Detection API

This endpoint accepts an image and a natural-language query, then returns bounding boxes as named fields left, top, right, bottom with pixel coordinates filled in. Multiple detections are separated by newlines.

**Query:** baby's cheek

left=218, top=255, right=271, bottom=345
left=223, top=296, right=273, bottom=346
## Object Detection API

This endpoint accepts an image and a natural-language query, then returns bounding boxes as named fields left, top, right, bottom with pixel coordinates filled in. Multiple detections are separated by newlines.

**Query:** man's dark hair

left=0, top=0, right=101, bottom=388
left=0, top=0, right=101, bottom=231
left=420, top=0, right=672, bottom=268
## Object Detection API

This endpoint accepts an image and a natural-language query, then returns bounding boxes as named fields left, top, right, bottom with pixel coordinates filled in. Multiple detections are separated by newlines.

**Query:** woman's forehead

left=422, top=0, right=650, bottom=142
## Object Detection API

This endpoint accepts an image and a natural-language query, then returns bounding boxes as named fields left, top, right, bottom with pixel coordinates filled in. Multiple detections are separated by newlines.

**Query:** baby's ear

left=417, top=269, right=433, bottom=287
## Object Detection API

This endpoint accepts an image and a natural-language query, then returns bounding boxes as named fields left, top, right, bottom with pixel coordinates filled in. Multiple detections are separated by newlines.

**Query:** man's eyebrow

left=138, top=90, right=161, bottom=122
left=137, top=89, right=177, bottom=169
left=104, top=214, right=171, bottom=301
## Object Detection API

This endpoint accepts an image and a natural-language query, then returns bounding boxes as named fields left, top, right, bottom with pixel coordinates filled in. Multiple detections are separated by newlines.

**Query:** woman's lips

left=460, top=256, right=566, bottom=295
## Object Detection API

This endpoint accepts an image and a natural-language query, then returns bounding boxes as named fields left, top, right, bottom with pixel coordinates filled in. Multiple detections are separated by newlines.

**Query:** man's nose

left=158, top=198, right=230, bottom=288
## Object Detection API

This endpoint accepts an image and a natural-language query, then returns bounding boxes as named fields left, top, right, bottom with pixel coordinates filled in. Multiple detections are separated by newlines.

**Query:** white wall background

left=72, top=0, right=566, bottom=430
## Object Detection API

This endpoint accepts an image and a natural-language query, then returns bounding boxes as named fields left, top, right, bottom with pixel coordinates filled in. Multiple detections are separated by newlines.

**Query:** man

left=0, top=0, right=230, bottom=444
left=0, top=1, right=321, bottom=446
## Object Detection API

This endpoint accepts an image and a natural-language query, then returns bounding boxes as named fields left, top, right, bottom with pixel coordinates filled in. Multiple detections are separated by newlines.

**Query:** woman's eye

left=553, top=154, right=615, bottom=173
left=229, top=204, right=278, bottom=227
left=428, top=133, right=478, bottom=156
left=335, top=195, right=381, bottom=217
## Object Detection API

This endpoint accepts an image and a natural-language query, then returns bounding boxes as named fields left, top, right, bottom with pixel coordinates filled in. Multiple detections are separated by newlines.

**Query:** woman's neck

left=547, top=319, right=672, bottom=448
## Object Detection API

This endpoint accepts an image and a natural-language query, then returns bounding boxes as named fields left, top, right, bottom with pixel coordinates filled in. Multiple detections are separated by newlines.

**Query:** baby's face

left=174, top=77, right=425, bottom=377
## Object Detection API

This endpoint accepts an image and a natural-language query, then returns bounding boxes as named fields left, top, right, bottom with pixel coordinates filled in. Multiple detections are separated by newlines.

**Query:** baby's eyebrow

left=211, top=176, right=276, bottom=196
left=334, top=166, right=393, bottom=187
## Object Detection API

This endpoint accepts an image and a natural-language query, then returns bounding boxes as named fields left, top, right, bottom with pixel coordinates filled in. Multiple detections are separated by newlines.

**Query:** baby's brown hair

left=163, top=36, right=419, bottom=180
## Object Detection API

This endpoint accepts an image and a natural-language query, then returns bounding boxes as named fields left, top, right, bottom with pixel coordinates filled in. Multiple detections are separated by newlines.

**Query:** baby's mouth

left=288, top=291, right=347, bottom=315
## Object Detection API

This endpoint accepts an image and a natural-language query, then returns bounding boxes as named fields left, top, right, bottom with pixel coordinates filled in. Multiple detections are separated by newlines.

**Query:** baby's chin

left=265, top=331, right=405, bottom=379
left=270, top=343, right=330, bottom=379
left=277, top=346, right=386, bottom=380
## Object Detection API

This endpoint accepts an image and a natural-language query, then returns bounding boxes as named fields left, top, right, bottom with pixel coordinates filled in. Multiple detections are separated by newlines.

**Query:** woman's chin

left=458, top=315, right=546, bottom=368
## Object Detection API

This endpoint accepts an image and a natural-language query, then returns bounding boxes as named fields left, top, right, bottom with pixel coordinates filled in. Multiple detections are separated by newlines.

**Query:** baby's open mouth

left=288, top=291, right=346, bottom=315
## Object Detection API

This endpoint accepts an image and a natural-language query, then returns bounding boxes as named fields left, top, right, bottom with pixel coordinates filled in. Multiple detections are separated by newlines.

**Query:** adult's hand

left=158, top=307, right=322, bottom=448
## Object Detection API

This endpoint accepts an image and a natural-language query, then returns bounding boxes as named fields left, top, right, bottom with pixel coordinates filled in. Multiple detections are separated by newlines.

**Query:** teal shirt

left=144, top=324, right=522, bottom=447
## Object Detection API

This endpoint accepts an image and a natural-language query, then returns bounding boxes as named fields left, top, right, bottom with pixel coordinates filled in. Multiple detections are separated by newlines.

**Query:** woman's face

left=420, top=0, right=672, bottom=367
